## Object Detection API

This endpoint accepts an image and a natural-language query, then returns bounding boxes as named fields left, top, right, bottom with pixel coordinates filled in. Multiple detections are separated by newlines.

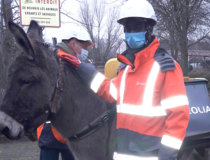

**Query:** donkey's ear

left=27, top=20, right=43, bottom=43
left=8, top=21, right=35, bottom=60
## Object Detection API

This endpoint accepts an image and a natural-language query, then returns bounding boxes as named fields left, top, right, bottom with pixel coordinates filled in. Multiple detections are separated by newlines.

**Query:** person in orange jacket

left=37, top=123, right=73, bottom=160
left=37, top=26, right=94, bottom=160
left=59, top=0, right=190, bottom=160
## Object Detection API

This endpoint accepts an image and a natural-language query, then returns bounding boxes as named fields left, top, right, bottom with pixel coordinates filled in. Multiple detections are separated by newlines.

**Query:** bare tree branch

left=76, top=0, right=123, bottom=63
left=150, top=0, right=210, bottom=76
left=188, top=32, right=210, bottom=48
left=60, top=11, right=97, bottom=26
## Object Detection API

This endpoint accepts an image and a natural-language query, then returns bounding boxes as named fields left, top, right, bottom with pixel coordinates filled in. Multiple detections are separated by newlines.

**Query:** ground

left=0, top=135, right=210, bottom=160
left=0, top=136, right=62, bottom=160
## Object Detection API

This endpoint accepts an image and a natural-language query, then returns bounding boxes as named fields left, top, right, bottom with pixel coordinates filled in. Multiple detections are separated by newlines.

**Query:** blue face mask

left=75, top=44, right=89, bottom=61
left=125, top=32, right=146, bottom=49
left=76, top=48, right=89, bottom=61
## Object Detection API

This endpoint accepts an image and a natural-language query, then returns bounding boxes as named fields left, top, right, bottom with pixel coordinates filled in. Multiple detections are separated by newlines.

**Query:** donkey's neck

left=52, top=61, right=108, bottom=136
left=51, top=61, right=115, bottom=160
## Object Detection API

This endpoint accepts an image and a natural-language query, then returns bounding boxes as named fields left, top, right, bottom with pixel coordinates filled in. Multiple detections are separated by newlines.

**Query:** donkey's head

left=0, top=21, right=59, bottom=138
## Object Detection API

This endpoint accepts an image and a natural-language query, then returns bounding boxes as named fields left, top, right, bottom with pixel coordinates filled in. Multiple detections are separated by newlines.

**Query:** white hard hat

left=62, top=26, right=94, bottom=46
left=118, top=0, right=157, bottom=26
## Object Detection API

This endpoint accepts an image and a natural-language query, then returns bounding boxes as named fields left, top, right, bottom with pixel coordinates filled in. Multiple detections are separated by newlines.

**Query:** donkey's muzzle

left=1, top=125, right=24, bottom=140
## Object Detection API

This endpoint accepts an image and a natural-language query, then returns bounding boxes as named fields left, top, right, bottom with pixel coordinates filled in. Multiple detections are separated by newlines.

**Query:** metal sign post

left=19, top=0, right=60, bottom=28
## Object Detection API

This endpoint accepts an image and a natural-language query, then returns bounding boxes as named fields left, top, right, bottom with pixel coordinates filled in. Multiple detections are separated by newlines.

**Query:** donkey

left=0, top=21, right=116, bottom=160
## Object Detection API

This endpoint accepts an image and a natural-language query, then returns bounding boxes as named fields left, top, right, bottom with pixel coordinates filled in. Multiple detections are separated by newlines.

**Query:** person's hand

left=60, top=54, right=81, bottom=69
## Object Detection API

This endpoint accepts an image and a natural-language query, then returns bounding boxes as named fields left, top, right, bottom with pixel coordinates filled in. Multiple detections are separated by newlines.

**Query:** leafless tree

left=0, top=1, right=2, bottom=47
left=0, top=0, right=16, bottom=104
left=150, top=0, right=210, bottom=76
left=77, top=0, right=123, bottom=64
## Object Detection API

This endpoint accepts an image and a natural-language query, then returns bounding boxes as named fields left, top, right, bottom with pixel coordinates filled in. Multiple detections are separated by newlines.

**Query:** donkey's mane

left=34, top=41, right=57, bottom=58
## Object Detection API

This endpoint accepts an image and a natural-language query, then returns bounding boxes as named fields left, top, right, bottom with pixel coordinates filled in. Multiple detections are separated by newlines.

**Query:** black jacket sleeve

left=77, top=62, right=99, bottom=85
left=158, top=144, right=179, bottom=160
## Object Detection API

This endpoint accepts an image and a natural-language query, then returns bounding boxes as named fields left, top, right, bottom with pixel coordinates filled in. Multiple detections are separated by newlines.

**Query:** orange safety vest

left=37, top=124, right=67, bottom=144
left=57, top=49, right=72, bottom=57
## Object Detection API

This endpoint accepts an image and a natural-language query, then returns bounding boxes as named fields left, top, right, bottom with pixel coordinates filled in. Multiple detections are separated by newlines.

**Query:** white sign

left=20, top=0, right=60, bottom=27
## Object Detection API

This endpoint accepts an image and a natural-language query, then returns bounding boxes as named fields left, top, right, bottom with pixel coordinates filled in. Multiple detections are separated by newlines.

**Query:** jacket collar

left=56, top=42, right=73, bottom=56
left=117, top=37, right=160, bottom=70
left=134, top=37, right=159, bottom=68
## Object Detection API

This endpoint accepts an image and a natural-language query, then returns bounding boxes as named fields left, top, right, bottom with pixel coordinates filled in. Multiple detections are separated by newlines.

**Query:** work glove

left=60, top=54, right=81, bottom=69
left=60, top=54, right=98, bottom=85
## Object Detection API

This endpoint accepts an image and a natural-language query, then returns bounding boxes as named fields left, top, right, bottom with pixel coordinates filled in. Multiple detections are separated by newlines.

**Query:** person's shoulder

left=154, top=47, right=176, bottom=73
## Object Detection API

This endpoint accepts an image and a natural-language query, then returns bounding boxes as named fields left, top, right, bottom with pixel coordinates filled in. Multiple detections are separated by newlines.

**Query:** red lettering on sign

left=35, top=0, right=57, bottom=4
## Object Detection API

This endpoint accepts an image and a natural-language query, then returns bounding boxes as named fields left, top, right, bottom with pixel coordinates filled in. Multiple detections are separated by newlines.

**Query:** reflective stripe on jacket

left=90, top=38, right=189, bottom=159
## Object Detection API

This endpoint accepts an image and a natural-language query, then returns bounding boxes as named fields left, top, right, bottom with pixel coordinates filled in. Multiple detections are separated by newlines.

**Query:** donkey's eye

left=20, top=80, right=33, bottom=86
left=24, top=81, right=32, bottom=84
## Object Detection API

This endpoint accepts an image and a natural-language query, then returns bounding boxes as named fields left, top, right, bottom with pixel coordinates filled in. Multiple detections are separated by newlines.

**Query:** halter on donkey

left=0, top=20, right=116, bottom=160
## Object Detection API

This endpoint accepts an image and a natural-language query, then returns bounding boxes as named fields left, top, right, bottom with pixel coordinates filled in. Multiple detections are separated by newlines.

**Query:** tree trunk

left=181, top=48, right=188, bottom=76
left=0, top=0, right=13, bottom=104
left=171, top=46, right=175, bottom=59
left=0, top=1, right=3, bottom=54
left=179, top=29, right=189, bottom=76
left=175, top=48, right=178, bottom=61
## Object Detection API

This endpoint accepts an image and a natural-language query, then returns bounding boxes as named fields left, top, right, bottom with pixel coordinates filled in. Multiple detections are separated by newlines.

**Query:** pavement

left=0, top=136, right=40, bottom=160
left=0, top=135, right=209, bottom=160
left=0, top=136, right=62, bottom=160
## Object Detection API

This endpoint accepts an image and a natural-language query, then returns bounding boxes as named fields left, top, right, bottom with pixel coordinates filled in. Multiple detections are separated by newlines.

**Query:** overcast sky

left=43, top=0, right=125, bottom=43
left=44, top=0, right=80, bottom=43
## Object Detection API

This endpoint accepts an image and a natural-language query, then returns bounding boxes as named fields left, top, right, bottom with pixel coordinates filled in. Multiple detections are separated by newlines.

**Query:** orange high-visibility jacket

left=89, top=38, right=189, bottom=159
left=37, top=124, right=67, bottom=144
